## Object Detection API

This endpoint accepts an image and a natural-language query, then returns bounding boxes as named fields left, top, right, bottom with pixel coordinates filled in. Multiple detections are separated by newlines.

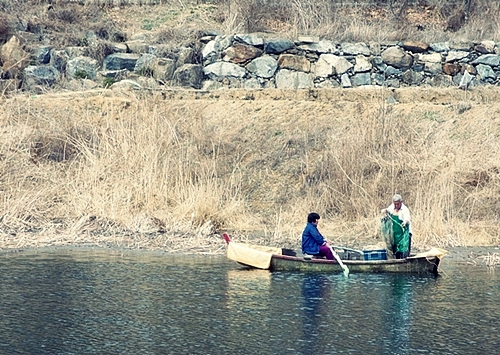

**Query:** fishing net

left=381, top=213, right=410, bottom=255
left=381, top=214, right=394, bottom=252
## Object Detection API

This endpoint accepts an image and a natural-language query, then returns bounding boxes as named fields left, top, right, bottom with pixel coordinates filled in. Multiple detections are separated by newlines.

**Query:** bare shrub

left=0, top=14, right=11, bottom=44
left=49, top=8, right=78, bottom=23
left=85, top=39, right=116, bottom=62
left=92, top=22, right=126, bottom=42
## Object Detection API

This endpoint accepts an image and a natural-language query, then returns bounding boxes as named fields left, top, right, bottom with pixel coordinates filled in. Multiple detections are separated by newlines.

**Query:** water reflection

left=300, top=275, right=332, bottom=353
left=384, top=277, right=412, bottom=355
left=0, top=251, right=498, bottom=354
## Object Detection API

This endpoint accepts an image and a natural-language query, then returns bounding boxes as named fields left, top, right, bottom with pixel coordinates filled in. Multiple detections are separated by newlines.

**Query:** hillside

left=1, top=86, right=500, bottom=253
left=1, top=1, right=500, bottom=253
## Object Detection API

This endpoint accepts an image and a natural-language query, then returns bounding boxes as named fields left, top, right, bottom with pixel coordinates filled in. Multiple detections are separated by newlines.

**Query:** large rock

left=474, top=41, right=496, bottom=54
left=35, top=46, right=52, bottom=65
left=445, top=51, right=469, bottom=63
left=67, top=56, right=99, bottom=79
left=24, top=65, right=60, bottom=86
left=278, top=54, right=310, bottom=72
left=202, top=36, right=233, bottom=65
left=381, top=47, right=413, bottom=69
left=104, top=53, right=140, bottom=71
left=402, top=69, right=424, bottom=85
left=0, top=35, right=29, bottom=78
left=418, top=53, right=442, bottom=63
left=475, top=64, right=496, bottom=81
left=204, top=62, right=246, bottom=78
left=298, top=40, right=336, bottom=54
left=172, top=64, right=203, bottom=89
left=176, top=47, right=195, bottom=66
left=354, top=55, right=372, bottom=72
left=402, top=40, right=429, bottom=53
left=341, top=43, right=370, bottom=56
left=246, top=56, right=278, bottom=78
left=50, top=50, right=69, bottom=73
left=234, top=34, right=264, bottom=47
left=315, top=54, right=353, bottom=77
left=429, top=42, right=450, bottom=52
left=264, top=38, right=295, bottom=54
left=424, top=62, right=443, bottom=75
left=341, top=73, right=352, bottom=88
left=351, top=72, right=371, bottom=86
left=275, top=69, right=312, bottom=89
left=471, top=54, right=500, bottom=67
left=442, top=63, right=461, bottom=75
left=152, top=58, right=176, bottom=83
left=134, top=53, right=156, bottom=75
left=125, top=40, right=149, bottom=54
left=223, top=43, right=262, bottom=64
left=202, top=40, right=219, bottom=60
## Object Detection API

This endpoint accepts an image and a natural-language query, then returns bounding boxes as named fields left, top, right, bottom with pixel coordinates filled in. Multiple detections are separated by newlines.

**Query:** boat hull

left=270, top=254, right=440, bottom=274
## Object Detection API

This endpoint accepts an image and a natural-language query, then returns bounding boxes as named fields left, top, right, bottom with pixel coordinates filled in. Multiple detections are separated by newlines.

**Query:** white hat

left=392, top=194, right=403, bottom=202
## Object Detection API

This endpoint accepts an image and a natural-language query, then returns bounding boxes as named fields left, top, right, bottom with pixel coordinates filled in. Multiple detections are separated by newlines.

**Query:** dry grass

left=3, top=1, right=500, bottom=252
left=1, top=87, right=500, bottom=252
left=2, top=1, right=500, bottom=51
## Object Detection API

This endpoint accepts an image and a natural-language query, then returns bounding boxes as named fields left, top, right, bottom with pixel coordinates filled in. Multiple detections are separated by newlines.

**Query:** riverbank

left=2, top=86, right=500, bottom=253
left=1, top=229, right=499, bottom=269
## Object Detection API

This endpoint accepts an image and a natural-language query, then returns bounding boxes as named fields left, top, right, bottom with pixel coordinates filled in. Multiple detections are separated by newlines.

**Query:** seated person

left=301, top=212, right=333, bottom=260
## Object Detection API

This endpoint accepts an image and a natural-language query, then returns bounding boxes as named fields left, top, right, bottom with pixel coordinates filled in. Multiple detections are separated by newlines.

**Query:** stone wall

left=2, top=31, right=500, bottom=92
left=198, top=34, right=497, bottom=90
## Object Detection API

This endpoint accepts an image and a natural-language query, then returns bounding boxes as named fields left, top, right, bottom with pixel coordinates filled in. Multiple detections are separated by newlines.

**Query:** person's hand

left=381, top=208, right=387, bottom=214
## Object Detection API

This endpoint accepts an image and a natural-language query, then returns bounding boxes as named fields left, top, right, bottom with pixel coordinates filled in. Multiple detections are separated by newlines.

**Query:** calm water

left=0, top=250, right=498, bottom=355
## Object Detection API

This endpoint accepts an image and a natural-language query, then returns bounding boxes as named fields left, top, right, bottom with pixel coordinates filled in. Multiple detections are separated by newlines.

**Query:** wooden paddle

left=329, top=245, right=349, bottom=277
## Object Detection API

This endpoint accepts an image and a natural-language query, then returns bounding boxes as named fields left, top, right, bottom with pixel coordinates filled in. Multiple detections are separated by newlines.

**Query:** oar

left=329, top=245, right=349, bottom=277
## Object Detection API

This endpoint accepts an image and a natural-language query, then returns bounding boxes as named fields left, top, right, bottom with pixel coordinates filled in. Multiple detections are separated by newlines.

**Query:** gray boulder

left=134, top=53, right=157, bottom=75
left=275, top=69, right=312, bottom=89
left=341, top=43, right=370, bottom=56
left=35, top=46, right=52, bottom=64
left=67, top=56, right=99, bottom=79
left=381, top=47, right=413, bottom=69
left=50, top=49, right=69, bottom=73
left=475, top=64, right=496, bottom=81
left=204, top=62, right=246, bottom=78
left=402, top=69, right=424, bottom=85
left=471, top=54, right=500, bottom=67
left=246, top=56, right=278, bottom=78
left=298, top=40, right=336, bottom=54
left=264, top=38, right=295, bottom=54
left=104, top=53, right=140, bottom=71
left=351, top=72, right=371, bottom=86
left=152, top=58, right=176, bottom=83
left=235, top=34, right=264, bottom=47
left=445, top=51, right=469, bottom=63
left=172, top=64, right=203, bottom=89
left=24, top=65, right=60, bottom=86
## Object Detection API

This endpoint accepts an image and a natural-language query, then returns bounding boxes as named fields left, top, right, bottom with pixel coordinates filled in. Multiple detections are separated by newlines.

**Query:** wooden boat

left=222, top=234, right=446, bottom=275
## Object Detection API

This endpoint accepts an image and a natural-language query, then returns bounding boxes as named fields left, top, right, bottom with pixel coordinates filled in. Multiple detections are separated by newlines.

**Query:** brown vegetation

left=1, top=1, right=500, bottom=50
left=1, top=87, right=500, bottom=253
left=1, top=0, right=500, bottom=253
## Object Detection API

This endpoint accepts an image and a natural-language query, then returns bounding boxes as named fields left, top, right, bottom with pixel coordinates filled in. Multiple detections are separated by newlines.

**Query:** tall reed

left=1, top=88, right=500, bottom=250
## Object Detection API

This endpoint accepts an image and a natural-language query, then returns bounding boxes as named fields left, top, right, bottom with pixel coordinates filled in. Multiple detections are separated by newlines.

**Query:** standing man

left=382, top=194, right=412, bottom=258
left=301, top=212, right=334, bottom=260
